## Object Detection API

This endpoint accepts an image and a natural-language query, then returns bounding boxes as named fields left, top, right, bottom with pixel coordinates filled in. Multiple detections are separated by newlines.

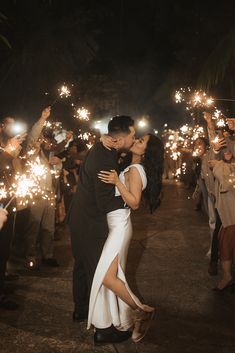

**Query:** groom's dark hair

left=108, top=115, right=134, bottom=137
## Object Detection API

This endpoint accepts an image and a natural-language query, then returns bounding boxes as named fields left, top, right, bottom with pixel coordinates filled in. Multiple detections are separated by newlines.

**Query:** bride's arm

left=98, top=167, right=142, bottom=210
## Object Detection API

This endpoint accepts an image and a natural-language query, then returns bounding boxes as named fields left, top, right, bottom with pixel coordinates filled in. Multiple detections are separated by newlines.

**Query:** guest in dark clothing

left=0, top=133, right=25, bottom=310
left=58, top=140, right=88, bottom=213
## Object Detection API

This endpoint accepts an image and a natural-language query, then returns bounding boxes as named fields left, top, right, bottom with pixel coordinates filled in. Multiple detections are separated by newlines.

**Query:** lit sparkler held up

left=51, top=84, right=72, bottom=107
left=74, top=107, right=90, bottom=121
left=175, top=87, right=228, bottom=127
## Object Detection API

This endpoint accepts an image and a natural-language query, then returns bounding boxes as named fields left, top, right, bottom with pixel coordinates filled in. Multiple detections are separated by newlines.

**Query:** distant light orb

left=11, top=122, right=27, bottom=135
left=138, top=119, right=147, bottom=128
left=94, top=120, right=101, bottom=129
left=93, top=120, right=108, bottom=134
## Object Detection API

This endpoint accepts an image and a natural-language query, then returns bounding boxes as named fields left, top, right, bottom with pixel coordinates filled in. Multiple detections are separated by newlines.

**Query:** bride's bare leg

left=102, top=255, right=138, bottom=310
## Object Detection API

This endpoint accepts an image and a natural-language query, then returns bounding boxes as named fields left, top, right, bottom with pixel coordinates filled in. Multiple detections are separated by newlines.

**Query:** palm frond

left=198, top=28, right=235, bottom=89
left=0, top=34, right=11, bottom=49
left=0, top=12, right=7, bottom=22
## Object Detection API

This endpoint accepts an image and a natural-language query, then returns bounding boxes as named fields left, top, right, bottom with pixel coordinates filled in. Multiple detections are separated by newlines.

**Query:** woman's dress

left=87, top=164, right=147, bottom=330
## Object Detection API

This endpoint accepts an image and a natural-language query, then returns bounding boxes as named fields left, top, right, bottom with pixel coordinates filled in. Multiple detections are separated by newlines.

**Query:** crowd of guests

left=165, top=113, right=235, bottom=291
left=194, top=114, right=235, bottom=291
left=0, top=107, right=235, bottom=311
left=0, top=107, right=91, bottom=309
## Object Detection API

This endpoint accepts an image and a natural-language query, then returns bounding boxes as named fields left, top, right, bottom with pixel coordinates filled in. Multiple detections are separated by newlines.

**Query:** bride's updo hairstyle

left=142, top=134, right=164, bottom=213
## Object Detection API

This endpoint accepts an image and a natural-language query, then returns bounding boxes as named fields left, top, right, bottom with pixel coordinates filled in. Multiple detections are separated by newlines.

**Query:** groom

left=67, top=115, right=135, bottom=344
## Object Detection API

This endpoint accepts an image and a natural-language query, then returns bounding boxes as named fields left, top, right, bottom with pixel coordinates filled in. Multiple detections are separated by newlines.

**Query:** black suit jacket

left=67, top=143, right=124, bottom=284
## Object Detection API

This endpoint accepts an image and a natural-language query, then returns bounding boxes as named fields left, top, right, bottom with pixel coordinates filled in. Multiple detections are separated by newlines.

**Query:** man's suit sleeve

left=93, top=149, right=125, bottom=213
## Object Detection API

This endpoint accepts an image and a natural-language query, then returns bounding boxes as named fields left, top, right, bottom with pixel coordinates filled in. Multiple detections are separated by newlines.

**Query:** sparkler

left=192, top=125, right=205, bottom=140
left=4, top=174, right=37, bottom=210
left=163, top=129, right=182, bottom=161
left=58, top=85, right=71, bottom=98
left=182, top=162, right=187, bottom=175
left=180, top=125, right=189, bottom=134
left=228, top=169, right=235, bottom=188
left=51, top=84, right=72, bottom=107
left=78, top=132, right=91, bottom=141
left=216, top=119, right=226, bottom=128
left=2, top=157, right=55, bottom=210
left=74, top=107, right=90, bottom=121
left=27, top=148, right=37, bottom=156
left=0, top=185, right=7, bottom=200
left=43, top=121, right=52, bottom=128
left=175, top=87, right=229, bottom=126
left=163, top=123, right=206, bottom=181
left=27, top=157, right=48, bottom=178
left=212, top=136, right=219, bottom=144
left=175, top=88, right=214, bottom=109
left=192, top=149, right=199, bottom=157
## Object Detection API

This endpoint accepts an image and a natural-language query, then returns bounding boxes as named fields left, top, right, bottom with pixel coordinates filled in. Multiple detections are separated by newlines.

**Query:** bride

left=88, top=133, right=164, bottom=343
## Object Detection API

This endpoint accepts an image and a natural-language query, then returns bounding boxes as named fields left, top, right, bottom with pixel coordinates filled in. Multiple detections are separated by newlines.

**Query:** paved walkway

left=0, top=181, right=235, bottom=353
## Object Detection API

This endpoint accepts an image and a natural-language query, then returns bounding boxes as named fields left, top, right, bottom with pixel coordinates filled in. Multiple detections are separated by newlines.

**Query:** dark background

left=0, top=0, right=234, bottom=131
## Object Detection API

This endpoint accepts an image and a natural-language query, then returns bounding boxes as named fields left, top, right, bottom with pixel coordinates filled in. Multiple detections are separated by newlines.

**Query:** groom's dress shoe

left=94, top=325, right=132, bottom=344
left=73, top=310, right=88, bottom=322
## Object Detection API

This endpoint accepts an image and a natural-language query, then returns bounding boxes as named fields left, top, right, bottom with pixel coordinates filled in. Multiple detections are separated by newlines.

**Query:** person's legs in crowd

left=0, top=215, right=18, bottom=310
left=40, top=199, right=59, bottom=267
left=215, top=225, right=235, bottom=291
left=206, top=194, right=216, bottom=258
left=24, top=202, right=44, bottom=269
left=208, top=209, right=222, bottom=276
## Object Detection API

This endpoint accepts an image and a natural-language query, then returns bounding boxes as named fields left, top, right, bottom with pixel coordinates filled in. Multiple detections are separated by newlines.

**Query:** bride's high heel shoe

left=131, top=305, right=156, bottom=343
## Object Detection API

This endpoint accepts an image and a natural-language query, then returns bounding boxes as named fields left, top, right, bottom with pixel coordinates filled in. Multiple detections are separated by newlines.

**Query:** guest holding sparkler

left=23, top=107, right=60, bottom=270
left=0, top=132, right=25, bottom=310
left=203, top=114, right=235, bottom=290
left=58, top=139, right=88, bottom=214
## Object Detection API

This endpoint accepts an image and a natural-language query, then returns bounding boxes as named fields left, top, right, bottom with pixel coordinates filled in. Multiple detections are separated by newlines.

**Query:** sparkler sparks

left=12, top=174, right=38, bottom=199
left=175, top=91, right=183, bottom=103
left=174, top=87, right=229, bottom=127
left=43, top=121, right=52, bottom=128
left=175, top=88, right=214, bottom=109
left=228, top=170, right=235, bottom=188
left=216, top=119, right=226, bottom=128
left=74, top=107, right=90, bottom=121
left=0, top=184, right=7, bottom=200
left=27, top=157, right=48, bottom=178
left=58, top=85, right=71, bottom=98
left=51, top=84, right=73, bottom=107
left=1, top=157, right=55, bottom=209
left=212, top=136, right=219, bottom=144
left=78, top=132, right=91, bottom=141
left=180, top=125, right=189, bottom=134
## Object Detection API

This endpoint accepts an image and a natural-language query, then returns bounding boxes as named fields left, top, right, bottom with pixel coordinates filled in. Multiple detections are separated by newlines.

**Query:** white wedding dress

left=87, top=164, right=147, bottom=330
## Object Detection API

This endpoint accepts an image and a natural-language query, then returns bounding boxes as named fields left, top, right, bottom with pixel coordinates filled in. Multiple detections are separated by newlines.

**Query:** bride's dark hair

left=142, top=134, right=164, bottom=213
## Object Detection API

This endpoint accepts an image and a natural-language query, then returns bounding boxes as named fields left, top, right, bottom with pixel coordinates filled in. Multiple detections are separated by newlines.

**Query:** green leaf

left=0, top=12, right=7, bottom=22
left=198, top=28, right=235, bottom=89
left=0, top=34, right=11, bottom=49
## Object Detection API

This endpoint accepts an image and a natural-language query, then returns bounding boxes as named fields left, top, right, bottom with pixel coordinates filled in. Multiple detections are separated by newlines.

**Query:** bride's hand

left=98, top=170, right=119, bottom=185
left=100, top=134, right=117, bottom=150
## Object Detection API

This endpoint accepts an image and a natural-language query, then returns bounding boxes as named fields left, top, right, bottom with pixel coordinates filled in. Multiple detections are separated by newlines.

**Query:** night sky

left=0, top=0, right=234, bottom=132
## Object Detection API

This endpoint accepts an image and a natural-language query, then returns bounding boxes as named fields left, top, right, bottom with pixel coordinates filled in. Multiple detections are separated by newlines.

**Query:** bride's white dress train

left=87, top=164, right=147, bottom=330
